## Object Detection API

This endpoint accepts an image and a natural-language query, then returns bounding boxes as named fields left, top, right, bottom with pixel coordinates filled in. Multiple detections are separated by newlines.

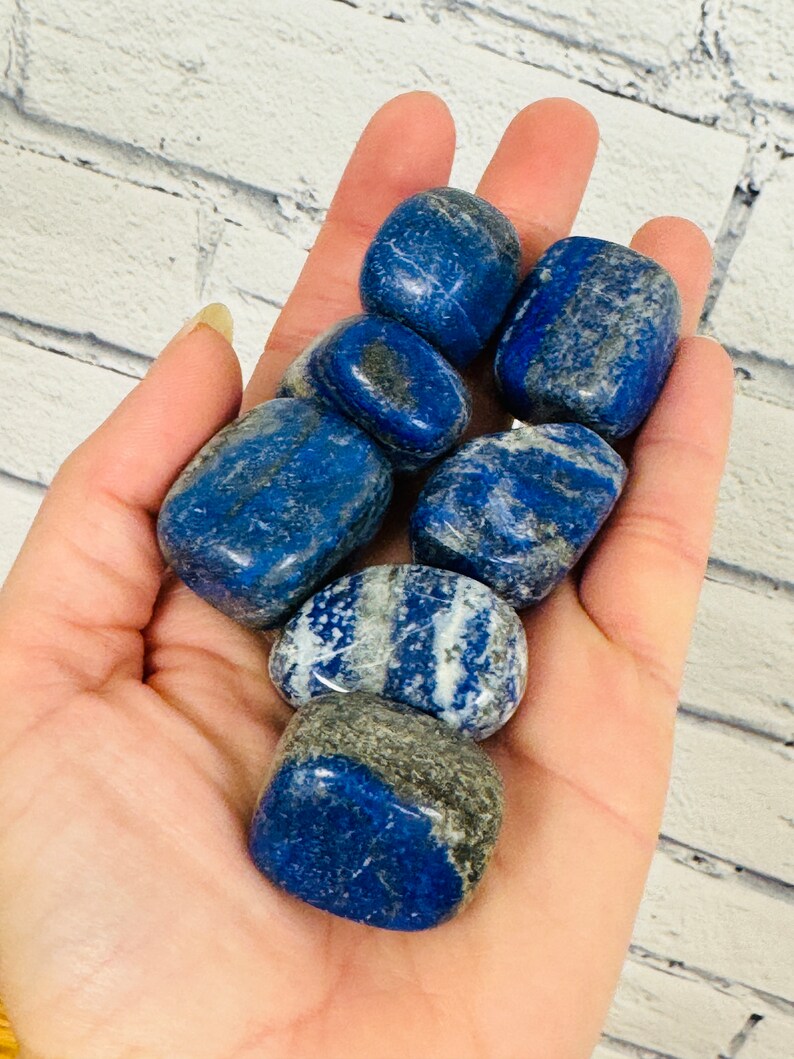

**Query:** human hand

left=0, top=93, right=733, bottom=1059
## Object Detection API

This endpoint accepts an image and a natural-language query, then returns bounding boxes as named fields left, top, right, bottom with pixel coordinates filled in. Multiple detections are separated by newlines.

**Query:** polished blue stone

left=410, top=422, right=627, bottom=609
left=157, top=398, right=393, bottom=629
left=251, top=753, right=462, bottom=931
left=277, top=314, right=471, bottom=472
left=269, top=564, right=528, bottom=739
left=360, top=187, right=521, bottom=369
left=494, top=237, right=682, bottom=439
left=249, top=694, right=503, bottom=930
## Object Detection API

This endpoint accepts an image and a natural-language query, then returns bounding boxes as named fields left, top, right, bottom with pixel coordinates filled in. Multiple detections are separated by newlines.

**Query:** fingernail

left=693, top=333, right=723, bottom=347
left=175, top=302, right=234, bottom=344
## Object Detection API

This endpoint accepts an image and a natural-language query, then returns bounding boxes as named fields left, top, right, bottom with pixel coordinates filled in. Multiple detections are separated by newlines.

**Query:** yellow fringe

left=0, top=996, right=19, bottom=1057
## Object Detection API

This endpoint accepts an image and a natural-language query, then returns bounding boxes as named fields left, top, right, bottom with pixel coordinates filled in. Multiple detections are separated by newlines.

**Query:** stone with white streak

left=411, top=422, right=627, bottom=608
left=0, top=0, right=789, bottom=1050
left=270, top=564, right=528, bottom=740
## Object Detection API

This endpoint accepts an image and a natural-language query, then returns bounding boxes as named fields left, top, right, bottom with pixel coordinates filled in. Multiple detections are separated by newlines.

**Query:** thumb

left=0, top=305, right=242, bottom=688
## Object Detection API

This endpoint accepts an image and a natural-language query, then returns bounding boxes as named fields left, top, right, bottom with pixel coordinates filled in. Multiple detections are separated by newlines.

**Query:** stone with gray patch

left=249, top=693, right=504, bottom=930
left=278, top=313, right=470, bottom=472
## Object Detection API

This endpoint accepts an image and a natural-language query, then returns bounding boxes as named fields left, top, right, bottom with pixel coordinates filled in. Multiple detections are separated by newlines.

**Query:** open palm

left=0, top=94, right=733, bottom=1059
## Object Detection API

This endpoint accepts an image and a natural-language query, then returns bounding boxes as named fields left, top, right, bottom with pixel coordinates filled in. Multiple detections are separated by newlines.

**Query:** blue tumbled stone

left=410, top=422, right=627, bottom=609
left=157, top=398, right=393, bottom=629
left=494, top=237, right=682, bottom=439
left=278, top=314, right=471, bottom=472
left=360, top=187, right=521, bottom=369
left=269, top=564, right=528, bottom=739
left=249, top=693, right=503, bottom=930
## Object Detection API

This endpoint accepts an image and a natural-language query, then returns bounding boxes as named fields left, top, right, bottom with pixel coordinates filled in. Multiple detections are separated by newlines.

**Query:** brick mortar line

left=627, top=945, right=794, bottom=1017
left=0, top=311, right=151, bottom=378
left=598, top=1033, right=685, bottom=1059
left=719, top=1013, right=766, bottom=1059
left=0, top=467, right=45, bottom=495
left=330, top=0, right=794, bottom=141
left=657, top=834, right=794, bottom=906
left=677, top=702, right=793, bottom=750
left=4, top=0, right=30, bottom=104
left=0, top=17, right=780, bottom=270
left=726, top=348, right=794, bottom=411
left=705, top=559, right=794, bottom=602
left=0, top=94, right=325, bottom=244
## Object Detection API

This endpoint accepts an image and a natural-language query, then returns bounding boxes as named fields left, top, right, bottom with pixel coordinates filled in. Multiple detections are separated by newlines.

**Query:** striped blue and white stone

left=269, top=564, right=528, bottom=740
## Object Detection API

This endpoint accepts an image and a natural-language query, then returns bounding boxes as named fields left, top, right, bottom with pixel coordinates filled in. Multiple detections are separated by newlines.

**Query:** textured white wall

left=0, top=1, right=792, bottom=1055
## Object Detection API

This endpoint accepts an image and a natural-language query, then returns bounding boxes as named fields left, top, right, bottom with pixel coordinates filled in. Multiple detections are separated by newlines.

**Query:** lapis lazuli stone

left=410, top=423, right=627, bottom=609
left=360, top=187, right=521, bottom=370
left=249, top=693, right=503, bottom=930
left=277, top=314, right=471, bottom=472
left=494, top=237, right=682, bottom=439
left=157, top=398, right=393, bottom=629
left=269, top=564, right=528, bottom=739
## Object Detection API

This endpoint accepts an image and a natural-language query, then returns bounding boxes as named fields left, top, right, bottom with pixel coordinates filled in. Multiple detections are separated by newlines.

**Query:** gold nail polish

left=177, top=302, right=234, bottom=344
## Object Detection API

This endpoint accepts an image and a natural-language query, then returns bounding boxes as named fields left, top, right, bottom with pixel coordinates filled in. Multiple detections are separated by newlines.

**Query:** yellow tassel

left=0, top=996, right=19, bottom=1057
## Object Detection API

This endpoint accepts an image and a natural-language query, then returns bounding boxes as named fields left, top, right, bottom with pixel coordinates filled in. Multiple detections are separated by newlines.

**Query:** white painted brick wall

left=710, top=156, right=794, bottom=366
left=471, top=0, right=707, bottom=70
left=712, top=395, right=793, bottom=582
left=1, top=1, right=792, bottom=1056
left=683, top=580, right=794, bottom=742
left=0, top=334, right=135, bottom=483
left=0, top=0, right=13, bottom=77
left=603, top=955, right=792, bottom=1059
left=720, top=0, right=794, bottom=110
left=0, top=145, right=200, bottom=358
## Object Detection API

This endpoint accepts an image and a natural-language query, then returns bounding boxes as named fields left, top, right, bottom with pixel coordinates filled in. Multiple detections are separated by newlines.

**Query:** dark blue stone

left=277, top=314, right=471, bottom=472
left=269, top=564, right=528, bottom=739
left=157, top=398, right=393, bottom=629
left=249, top=694, right=503, bottom=930
left=251, top=753, right=462, bottom=931
left=360, top=187, right=521, bottom=369
left=494, top=236, right=681, bottom=439
left=410, top=422, right=627, bottom=609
